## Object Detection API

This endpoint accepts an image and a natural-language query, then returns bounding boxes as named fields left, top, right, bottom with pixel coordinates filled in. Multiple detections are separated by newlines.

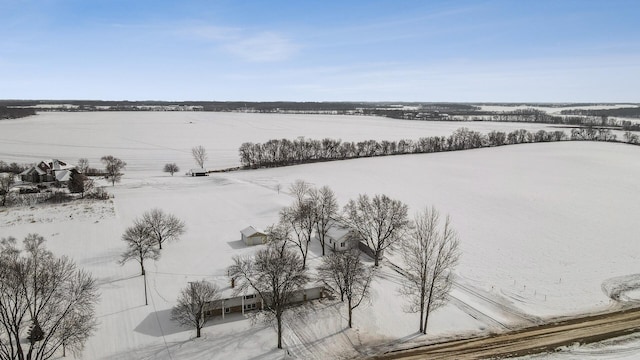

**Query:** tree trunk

left=374, top=252, right=380, bottom=267
left=424, top=279, right=436, bottom=334
left=348, top=297, right=353, bottom=328
left=419, top=277, right=427, bottom=333
left=196, top=326, right=201, bottom=338
left=13, top=326, right=24, bottom=360
left=423, top=301, right=430, bottom=335
left=144, top=272, right=148, bottom=306
left=277, top=313, right=283, bottom=349
left=419, top=297, right=425, bottom=333
left=26, top=345, right=33, bottom=360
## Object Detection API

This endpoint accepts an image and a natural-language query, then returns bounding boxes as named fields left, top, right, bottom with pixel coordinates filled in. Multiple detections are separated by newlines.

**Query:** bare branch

left=317, top=249, right=372, bottom=328
left=342, top=194, right=410, bottom=266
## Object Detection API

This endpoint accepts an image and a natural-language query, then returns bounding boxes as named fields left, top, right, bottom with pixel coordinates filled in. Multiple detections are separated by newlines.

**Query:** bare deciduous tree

left=342, top=194, right=410, bottom=266
left=310, top=186, right=339, bottom=256
left=76, top=158, right=89, bottom=174
left=317, top=249, right=373, bottom=328
left=163, top=163, right=179, bottom=176
left=136, top=208, right=186, bottom=250
left=119, top=223, right=160, bottom=305
left=288, top=179, right=311, bottom=203
left=100, top=155, right=127, bottom=186
left=0, top=234, right=98, bottom=360
left=264, top=222, right=290, bottom=255
left=171, top=280, right=220, bottom=338
left=279, top=200, right=315, bottom=270
left=191, top=146, right=208, bottom=169
left=228, top=243, right=309, bottom=349
left=0, top=173, right=15, bottom=206
left=400, top=207, right=460, bottom=334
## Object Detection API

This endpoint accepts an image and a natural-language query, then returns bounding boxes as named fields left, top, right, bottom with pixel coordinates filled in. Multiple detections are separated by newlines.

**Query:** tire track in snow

left=386, top=260, right=540, bottom=331
left=446, top=294, right=510, bottom=330
left=452, top=281, right=542, bottom=325
left=284, top=302, right=360, bottom=359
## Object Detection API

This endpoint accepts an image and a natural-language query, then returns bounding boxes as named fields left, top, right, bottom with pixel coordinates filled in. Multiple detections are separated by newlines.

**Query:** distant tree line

left=238, top=128, right=574, bottom=169
left=0, top=100, right=477, bottom=114
left=560, top=107, right=640, bottom=119
left=387, top=108, right=636, bottom=127
left=238, top=127, right=635, bottom=169
left=0, top=161, right=30, bottom=174
left=0, top=106, right=36, bottom=120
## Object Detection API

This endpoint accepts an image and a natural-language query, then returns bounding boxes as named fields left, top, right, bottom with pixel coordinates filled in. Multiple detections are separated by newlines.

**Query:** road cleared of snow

left=375, top=307, right=640, bottom=359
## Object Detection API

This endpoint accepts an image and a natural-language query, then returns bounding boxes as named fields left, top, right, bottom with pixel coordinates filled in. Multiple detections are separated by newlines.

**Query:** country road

left=373, top=307, right=640, bottom=359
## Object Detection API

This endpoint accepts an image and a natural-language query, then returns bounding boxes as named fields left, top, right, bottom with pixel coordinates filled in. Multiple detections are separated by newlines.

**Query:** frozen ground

left=1, top=113, right=639, bottom=359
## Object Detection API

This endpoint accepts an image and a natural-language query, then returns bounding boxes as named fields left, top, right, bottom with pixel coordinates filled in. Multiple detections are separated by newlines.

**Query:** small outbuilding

left=241, top=226, right=267, bottom=246
left=188, top=168, right=208, bottom=176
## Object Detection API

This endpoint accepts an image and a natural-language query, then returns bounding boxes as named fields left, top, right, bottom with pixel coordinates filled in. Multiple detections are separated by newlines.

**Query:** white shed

left=325, top=222, right=357, bottom=251
left=241, top=226, right=267, bottom=246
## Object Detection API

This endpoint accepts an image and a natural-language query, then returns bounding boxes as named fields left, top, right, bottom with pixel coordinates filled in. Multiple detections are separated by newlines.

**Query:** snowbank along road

left=373, top=307, right=640, bottom=359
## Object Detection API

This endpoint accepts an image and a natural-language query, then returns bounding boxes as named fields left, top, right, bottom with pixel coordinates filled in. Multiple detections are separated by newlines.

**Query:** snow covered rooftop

left=241, top=226, right=265, bottom=237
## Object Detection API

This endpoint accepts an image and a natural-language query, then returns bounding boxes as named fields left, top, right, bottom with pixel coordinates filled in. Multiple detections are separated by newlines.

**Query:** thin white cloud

left=223, top=32, right=297, bottom=62
left=183, top=25, right=240, bottom=41
left=183, top=25, right=298, bottom=62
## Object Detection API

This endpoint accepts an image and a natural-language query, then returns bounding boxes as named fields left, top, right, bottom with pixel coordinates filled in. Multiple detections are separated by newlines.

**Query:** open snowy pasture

left=0, top=111, right=559, bottom=172
left=1, top=113, right=640, bottom=359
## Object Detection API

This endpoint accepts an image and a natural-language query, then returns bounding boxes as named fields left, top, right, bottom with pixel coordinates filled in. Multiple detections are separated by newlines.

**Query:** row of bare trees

left=570, top=127, right=617, bottom=141
left=238, top=128, right=572, bottom=168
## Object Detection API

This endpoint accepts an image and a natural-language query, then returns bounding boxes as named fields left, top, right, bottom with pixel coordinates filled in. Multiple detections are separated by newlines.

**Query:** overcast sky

left=1, top=0, right=638, bottom=102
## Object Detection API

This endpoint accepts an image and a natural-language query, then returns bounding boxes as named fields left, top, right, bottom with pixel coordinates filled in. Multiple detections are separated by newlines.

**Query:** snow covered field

left=1, top=113, right=640, bottom=359
left=0, top=111, right=559, bottom=171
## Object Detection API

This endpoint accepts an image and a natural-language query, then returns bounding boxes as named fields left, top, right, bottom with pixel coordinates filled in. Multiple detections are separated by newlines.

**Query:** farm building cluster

left=19, top=159, right=77, bottom=184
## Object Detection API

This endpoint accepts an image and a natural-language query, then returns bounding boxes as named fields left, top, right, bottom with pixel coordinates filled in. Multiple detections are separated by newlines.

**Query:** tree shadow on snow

left=134, top=308, right=184, bottom=337
left=135, top=309, right=252, bottom=337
